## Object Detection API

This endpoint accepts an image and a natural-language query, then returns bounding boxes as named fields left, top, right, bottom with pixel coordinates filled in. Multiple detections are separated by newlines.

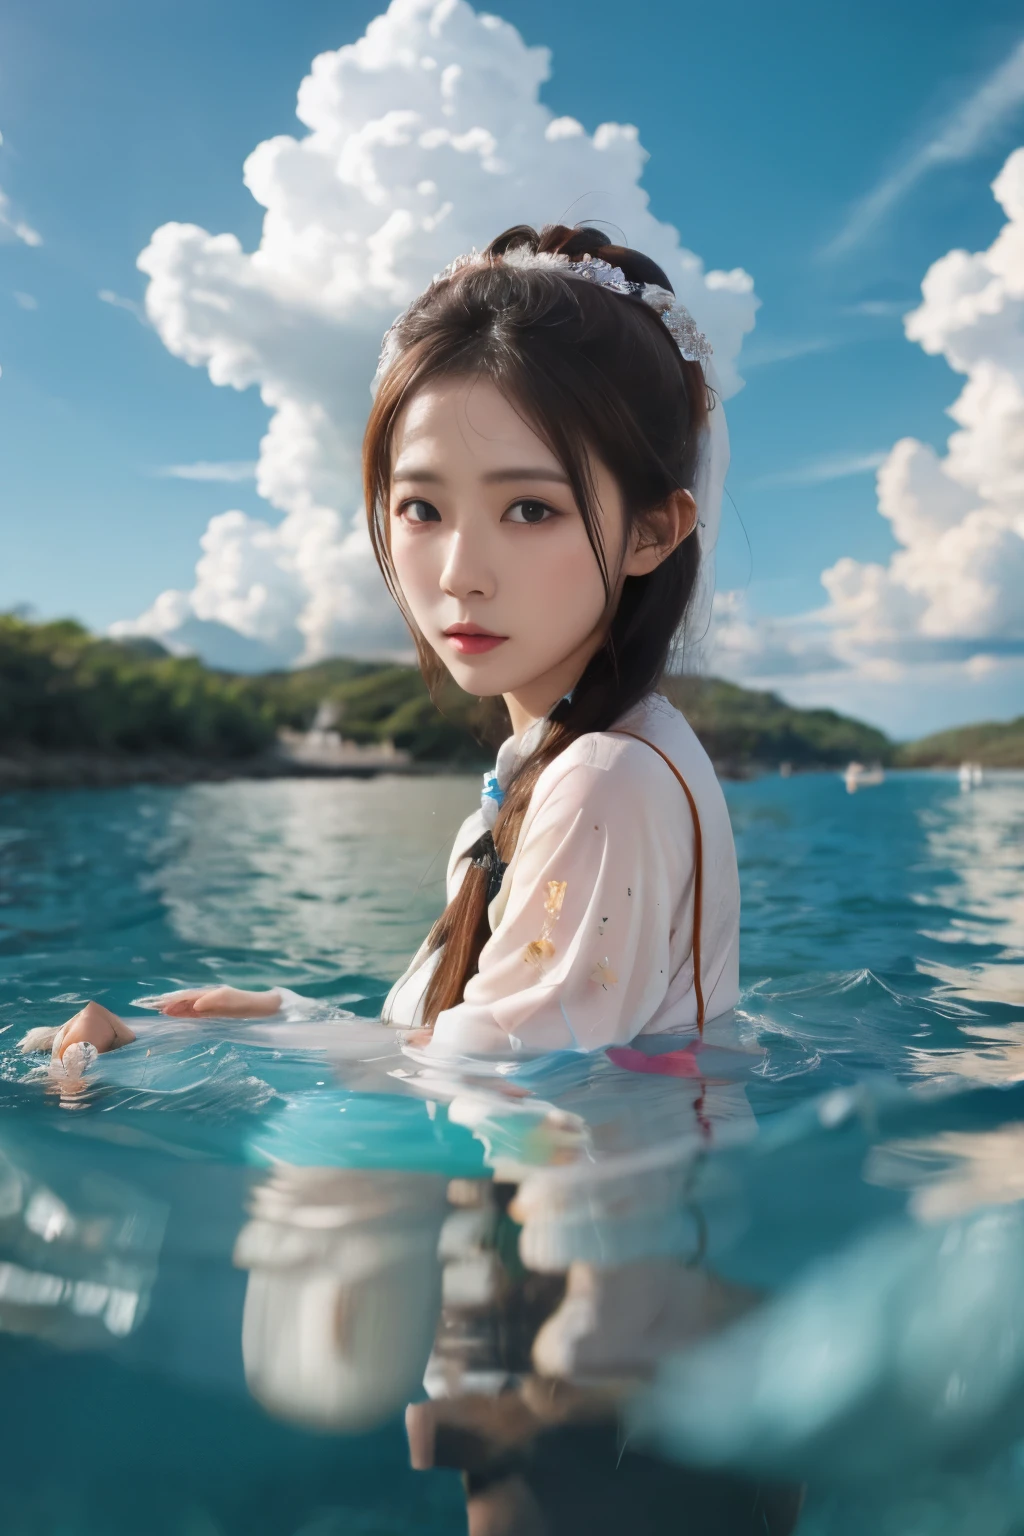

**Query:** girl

left=27, top=224, right=739, bottom=1064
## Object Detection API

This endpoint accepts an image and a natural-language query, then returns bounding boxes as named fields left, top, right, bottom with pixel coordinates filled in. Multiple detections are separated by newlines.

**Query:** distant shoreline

left=4, top=618, right=1021, bottom=787
left=0, top=748, right=451, bottom=792
left=0, top=747, right=771, bottom=791
left=5, top=750, right=1014, bottom=794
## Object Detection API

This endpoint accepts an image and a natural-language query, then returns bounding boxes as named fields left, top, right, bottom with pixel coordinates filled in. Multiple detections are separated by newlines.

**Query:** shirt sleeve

left=273, top=987, right=325, bottom=1021
left=426, top=747, right=693, bottom=1056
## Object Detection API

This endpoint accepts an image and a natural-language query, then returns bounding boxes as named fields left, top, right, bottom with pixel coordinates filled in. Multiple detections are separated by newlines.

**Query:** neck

left=502, top=628, right=609, bottom=740
left=503, top=670, right=576, bottom=740
left=503, top=693, right=549, bottom=740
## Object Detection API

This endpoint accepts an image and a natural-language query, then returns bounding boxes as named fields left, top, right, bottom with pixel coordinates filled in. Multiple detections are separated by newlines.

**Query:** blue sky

left=1, top=0, right=1023, bottom=736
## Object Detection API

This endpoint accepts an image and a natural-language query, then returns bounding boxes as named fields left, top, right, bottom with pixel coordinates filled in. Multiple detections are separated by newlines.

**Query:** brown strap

left=611, top=730, right=705, bottom=1037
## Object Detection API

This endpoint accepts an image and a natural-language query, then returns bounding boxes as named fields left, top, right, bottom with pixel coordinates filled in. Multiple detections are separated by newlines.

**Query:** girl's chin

left=440, top=651, right=525, bottom=697
left=443, top=659, right=509, bottom=694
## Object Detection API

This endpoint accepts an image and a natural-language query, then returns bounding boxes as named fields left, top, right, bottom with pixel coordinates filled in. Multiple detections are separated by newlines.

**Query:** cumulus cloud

left=821, top=147, right=1024, bottom=661
left=707, top=591, right=842, bottom=679
left=711, top=146, right=1024, bottom=726
left=114, top=0, right=758, bottom=669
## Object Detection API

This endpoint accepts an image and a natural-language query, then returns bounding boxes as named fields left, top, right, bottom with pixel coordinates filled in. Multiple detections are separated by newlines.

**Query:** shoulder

left=527, top=695, right=710, bottom=829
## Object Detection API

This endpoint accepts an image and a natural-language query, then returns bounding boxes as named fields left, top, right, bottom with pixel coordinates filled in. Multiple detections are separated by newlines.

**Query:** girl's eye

left=504, top=499, right=557, bottom=525
left=399, top=499, right=441, bottom=524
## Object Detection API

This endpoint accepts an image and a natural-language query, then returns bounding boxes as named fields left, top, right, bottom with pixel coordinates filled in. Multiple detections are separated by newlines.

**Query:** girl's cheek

left=514, top=525, right=603, bottom=601
left=391, top=529, right=438, bottom=591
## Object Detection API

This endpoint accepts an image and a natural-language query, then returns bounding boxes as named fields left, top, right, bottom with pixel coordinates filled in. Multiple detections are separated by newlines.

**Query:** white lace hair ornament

left=372, top=247, right=730, bottom=656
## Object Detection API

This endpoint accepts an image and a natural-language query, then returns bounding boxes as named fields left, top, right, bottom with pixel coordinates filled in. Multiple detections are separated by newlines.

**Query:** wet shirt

left=383, top=693, right=740, bottom=1055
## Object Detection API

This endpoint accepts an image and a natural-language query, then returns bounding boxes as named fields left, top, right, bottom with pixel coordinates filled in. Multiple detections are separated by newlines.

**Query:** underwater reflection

left=867, top=1122, right=1024, bottom=1221
left=234, top=1167, right=447, bottom=1430
left=632, top=1200, right=1024, bottom=1488
left=407, top=1388, right=803, bottom=1536
left=229, top=1022, right=804, bottom=1534
left=0, top=1134, right=165, bottom=1349
left=234, top=1154, right=801, bottom=1535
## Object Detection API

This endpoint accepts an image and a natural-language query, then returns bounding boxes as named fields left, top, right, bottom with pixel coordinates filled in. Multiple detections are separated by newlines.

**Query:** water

left=1, top=770, right=1023, bottom=1535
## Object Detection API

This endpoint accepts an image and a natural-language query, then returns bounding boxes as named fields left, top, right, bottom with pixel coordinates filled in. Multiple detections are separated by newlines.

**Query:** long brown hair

left=363, top=223, right=712, bottom=1027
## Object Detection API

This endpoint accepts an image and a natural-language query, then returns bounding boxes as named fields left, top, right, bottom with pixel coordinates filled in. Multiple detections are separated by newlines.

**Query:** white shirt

left=384, top=692, right=740, bottom=1056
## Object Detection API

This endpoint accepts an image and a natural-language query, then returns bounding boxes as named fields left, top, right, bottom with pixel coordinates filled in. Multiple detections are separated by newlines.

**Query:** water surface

left=1, top=770, right=1023, bottom=1535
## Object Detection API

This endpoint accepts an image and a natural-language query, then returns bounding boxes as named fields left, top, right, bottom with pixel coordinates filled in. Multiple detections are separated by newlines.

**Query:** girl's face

left=388, top=375, right=630, bottom=728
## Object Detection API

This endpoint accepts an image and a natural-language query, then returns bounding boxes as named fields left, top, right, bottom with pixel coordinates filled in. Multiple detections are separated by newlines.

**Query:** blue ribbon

left=481, top=771, right=505, bottom=810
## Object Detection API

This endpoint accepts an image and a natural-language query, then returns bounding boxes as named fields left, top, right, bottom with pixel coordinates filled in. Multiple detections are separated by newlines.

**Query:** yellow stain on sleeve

left=523, top=938, right=556, bottom=968
left=590, top=957, right=618, bottom=989
left=522, top=880, right=568, bottom=968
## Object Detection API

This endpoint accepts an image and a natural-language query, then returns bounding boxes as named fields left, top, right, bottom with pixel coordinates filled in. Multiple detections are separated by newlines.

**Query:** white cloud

left=710, top=147, right=1024, bottom=718
left=824, top=38, right=1024, bottom=259
left=0, top=130, right=41, bottom=247
left=755, top=450, right=888, bottom=488
left=157, top=461, right=257, bottom=482
left=759, top=654, right=1024, bottom=740
left=707, top=591, right=842, bottom=680
left=821, top=148, right=1024, bottom=658
left=114, top=0, right=759, bottom=667
left=740, top=335, right=835, bottom=369
left=13, top=291, right=37, bottom=310
left=842, top=299, right=913, bottom=318
left=0, top=188, right=41, bottom=247
left=98, top=289, right=149, bottom=324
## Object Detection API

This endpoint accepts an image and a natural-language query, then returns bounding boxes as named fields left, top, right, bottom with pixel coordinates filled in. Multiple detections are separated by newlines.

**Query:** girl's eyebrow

left=392, top=464, right=571, bottom=485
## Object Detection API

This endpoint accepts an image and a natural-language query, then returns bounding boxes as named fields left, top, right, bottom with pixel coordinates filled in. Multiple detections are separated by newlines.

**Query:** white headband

left=373, top=247, right=713, bottom=389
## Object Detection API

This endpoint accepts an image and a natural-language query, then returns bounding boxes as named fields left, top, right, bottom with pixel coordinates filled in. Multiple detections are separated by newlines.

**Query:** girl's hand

left=401, top=1028, right=434, bottom=1050
left=19, top=1001, right=137, bottom=1060
left=139, top=986, right=284, bottom=1019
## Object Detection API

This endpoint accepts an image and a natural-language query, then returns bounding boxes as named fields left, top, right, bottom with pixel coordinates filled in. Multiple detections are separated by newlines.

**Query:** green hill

left=236, top=655, right=892, bottom=770
left=659, top=675, right=892, bottom=771
left=896, top=717, right=1024, bottom=769
left=0, top=615, right=274, bottom=759
left=238, top=656, right=498, bottom=764
left=0, top=612, right=899, bottom=781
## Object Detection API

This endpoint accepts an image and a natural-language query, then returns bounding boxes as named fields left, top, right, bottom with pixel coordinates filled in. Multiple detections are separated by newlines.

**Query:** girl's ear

left=623, top=490, right=697, bottom=578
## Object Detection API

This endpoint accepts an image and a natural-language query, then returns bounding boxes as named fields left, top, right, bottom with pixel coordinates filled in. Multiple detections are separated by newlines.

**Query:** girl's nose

left=439, top=530, right=495, bottom=601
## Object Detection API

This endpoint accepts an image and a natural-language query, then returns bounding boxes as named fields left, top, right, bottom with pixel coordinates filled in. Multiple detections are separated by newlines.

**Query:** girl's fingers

left=189, top=990, right=232, bottom=1015
left=160, top=996, right=207, bottom=1016
left=133, top=989, right=210, bottom=1015
left=191, top=989, right=281, bottom=1018
left=402, top=1028, right=434, bottom=1049
left=134, top=987, right=284, bottom=1019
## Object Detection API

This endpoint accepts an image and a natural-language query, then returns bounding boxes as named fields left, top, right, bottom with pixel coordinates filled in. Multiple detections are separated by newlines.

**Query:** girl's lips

left=445, top=631, right=507, bottom=655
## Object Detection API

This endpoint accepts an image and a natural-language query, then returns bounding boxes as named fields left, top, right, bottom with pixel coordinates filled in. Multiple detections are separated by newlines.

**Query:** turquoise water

left=1, top=770, right=1023, bottom=1534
